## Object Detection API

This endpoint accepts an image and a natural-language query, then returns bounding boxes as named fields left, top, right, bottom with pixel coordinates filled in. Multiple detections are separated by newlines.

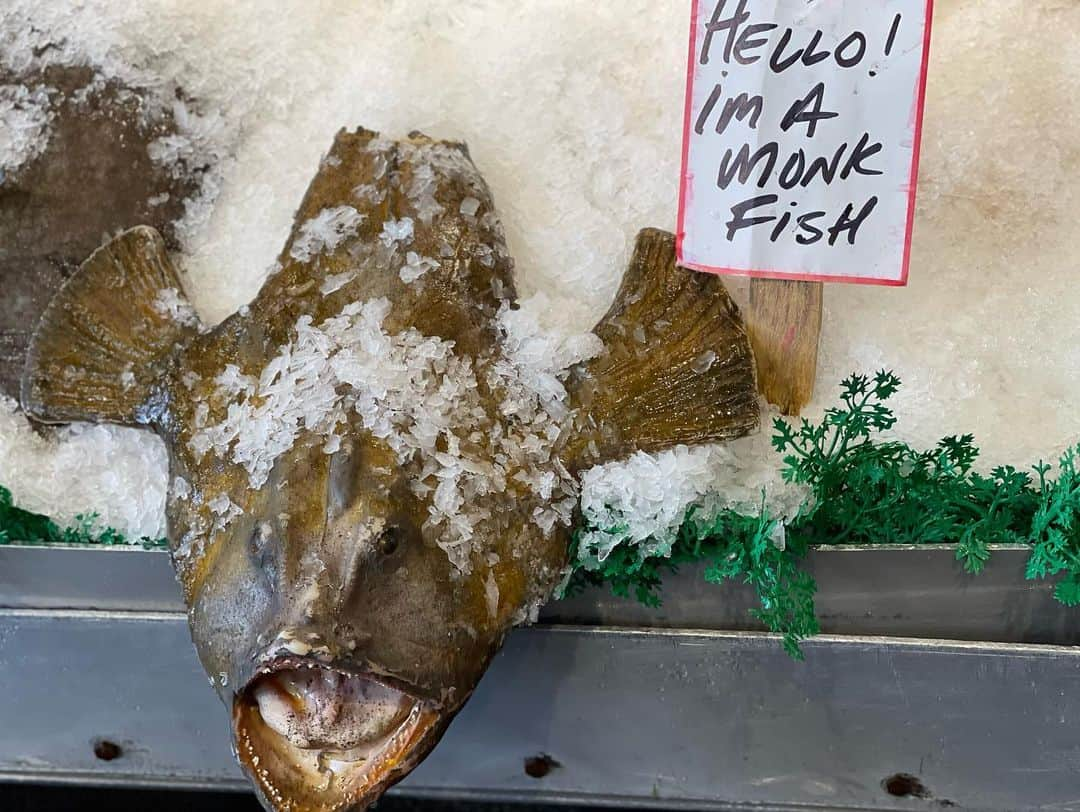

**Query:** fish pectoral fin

left=21, top=226, right=201, bottom=426
left=563, top=228, right=759, bottom=469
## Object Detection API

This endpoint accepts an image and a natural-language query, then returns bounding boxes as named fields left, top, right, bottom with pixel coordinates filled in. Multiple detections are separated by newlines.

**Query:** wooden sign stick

left=747, top=279, right=823, bottom=416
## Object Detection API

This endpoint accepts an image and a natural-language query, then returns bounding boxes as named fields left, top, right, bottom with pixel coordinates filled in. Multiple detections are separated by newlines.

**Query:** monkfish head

left=183, top=429, right=524, bottom=811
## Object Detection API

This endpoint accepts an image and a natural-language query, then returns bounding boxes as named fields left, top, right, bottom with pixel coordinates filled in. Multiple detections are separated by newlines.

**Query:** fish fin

left=21, top=226, right=201, bottom=426
left=564, top=228, right=759, bottom=468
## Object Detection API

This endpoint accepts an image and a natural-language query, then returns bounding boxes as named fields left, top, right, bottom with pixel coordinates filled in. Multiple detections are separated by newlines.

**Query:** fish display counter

left=3, top=541, right=1080, bottom=811
left=2, top=1, right=1080, bottom=811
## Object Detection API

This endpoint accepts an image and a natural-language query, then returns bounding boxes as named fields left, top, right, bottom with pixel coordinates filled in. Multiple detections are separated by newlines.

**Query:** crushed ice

left=379, top=217, right=414, bottom=248
left=153, top=288, right=201, bottom=329
left=290, top=206, right=365, bottom=262
left=0, top=83, right=51, bottom=174
left=399, top=252, right=439, bottom=284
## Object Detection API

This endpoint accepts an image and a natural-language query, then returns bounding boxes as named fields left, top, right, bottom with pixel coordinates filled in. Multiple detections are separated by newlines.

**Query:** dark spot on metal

left=883, top=773, right=930, bottom=799
left=524, top=753, right=560, bottom=779
left=92, top=739, right=122, bottom=761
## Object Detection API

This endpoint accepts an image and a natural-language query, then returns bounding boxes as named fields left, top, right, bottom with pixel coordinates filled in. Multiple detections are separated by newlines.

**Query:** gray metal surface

left=2, top=610, right=1080, bottom=810
left=0, top=546, right=181, bottom=613
left=3, top=544, right=1079, bottom=809
left=2, top=544, right=1073, bottom=644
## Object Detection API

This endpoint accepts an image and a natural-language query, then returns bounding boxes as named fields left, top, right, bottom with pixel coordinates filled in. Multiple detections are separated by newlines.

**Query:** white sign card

left=677, top=0, right=933, bottom=286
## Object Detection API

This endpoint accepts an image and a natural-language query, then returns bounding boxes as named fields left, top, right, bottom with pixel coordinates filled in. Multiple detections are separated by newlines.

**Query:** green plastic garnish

left=568, top=371, right=1080, bottom=657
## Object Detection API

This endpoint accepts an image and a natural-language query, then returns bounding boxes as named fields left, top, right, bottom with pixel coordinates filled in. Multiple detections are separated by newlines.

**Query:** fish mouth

left=233, top=657, right=442, bottom=811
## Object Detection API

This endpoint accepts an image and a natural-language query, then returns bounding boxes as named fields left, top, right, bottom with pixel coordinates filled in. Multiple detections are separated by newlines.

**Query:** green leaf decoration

left=567, top=371, right=1080, bottom=658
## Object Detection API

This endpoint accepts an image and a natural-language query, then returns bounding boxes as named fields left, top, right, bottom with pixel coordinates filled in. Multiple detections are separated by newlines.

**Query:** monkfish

left=21, top=128, right=758, bottom=811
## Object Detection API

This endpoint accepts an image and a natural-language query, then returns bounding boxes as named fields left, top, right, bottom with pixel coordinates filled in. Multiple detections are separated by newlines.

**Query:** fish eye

left=377, top=525, right=402, bottom=555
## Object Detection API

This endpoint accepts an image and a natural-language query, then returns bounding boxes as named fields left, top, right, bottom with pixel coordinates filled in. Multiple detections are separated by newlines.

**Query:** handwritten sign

left=677, top=0, right=933, bottom=286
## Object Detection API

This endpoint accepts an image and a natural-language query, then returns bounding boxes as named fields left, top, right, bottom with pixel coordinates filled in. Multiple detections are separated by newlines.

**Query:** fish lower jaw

left=234, top=660, right=441, bottom=812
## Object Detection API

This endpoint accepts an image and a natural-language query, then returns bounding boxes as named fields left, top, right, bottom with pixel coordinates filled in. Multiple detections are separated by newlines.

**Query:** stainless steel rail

left=1, top=545, right=1076, bottom=810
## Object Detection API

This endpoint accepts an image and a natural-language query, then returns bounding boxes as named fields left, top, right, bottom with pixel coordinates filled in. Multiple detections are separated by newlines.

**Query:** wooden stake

left=747, top=279, right=823, bottom=416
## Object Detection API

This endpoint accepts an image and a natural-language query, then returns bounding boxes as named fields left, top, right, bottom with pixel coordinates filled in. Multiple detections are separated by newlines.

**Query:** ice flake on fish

left=379, top=217, right=414, bottom=248
left=399, top=252, right=439, bottom=284
left=153, top=287, right=201, bottom=328
left=319, top=271, right=356, bottom=295
left=290, top=206, right=365, bottom=262
left=352, top=183, right=385, bottom=205
left=172, top=475, right=191, bottom=501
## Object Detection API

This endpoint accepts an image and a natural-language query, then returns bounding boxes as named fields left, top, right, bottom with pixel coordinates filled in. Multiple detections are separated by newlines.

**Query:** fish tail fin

left=21, top=226, right=201, bottom=426
left=565, top=228, right=759, bottom=468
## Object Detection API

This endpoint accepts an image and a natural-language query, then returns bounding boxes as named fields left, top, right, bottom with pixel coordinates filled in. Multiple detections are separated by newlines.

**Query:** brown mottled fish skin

left=21, top=127, right=758, bottom=811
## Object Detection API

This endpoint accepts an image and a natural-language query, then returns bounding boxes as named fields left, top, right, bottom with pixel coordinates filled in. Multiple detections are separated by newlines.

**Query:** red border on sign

left=675, top=0, right=935, bottom=287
